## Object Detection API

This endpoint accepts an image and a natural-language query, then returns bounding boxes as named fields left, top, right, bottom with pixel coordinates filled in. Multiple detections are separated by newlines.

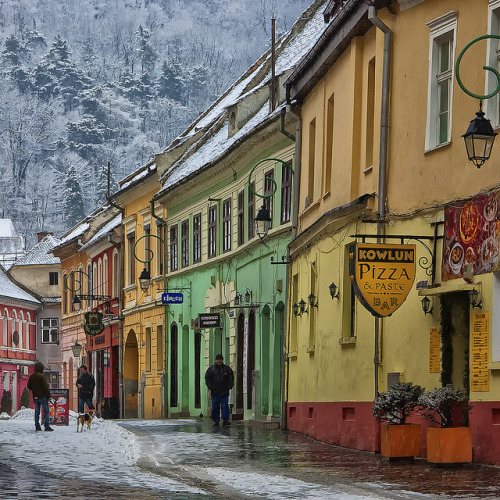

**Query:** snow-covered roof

left=80, top=214, right=122, bottom=251
left=117, top=162, right=156, bottom=193
left=0, top=219, right=16, bottom=237
left=157, top=1, right=327, bottom=194
left=58, top=222, right=90, bottom=246
left=12, top=235, right=61, bottom=267
left=0, top=268, right=40, bottom=305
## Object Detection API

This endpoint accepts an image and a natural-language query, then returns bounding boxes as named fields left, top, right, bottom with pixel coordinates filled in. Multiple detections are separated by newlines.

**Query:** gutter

left=368, top=4, right=392, bottom=402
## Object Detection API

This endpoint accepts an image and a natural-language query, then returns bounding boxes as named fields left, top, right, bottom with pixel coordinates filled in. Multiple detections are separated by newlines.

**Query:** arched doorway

left=260, top=306, right=271, bottom=416
left=124, top=330, right=138, bottom=418
left=181, top=325, right=190, bottom=413
left=170, top=323, right=178, bottom=408
left=273, top=302, right=284, bottom=416
left=236, top=312, right=245, bottom=415
left=247, top=309, right=256, bottom=411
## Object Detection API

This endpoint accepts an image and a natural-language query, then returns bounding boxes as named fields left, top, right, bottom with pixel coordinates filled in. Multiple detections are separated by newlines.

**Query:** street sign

left=162, top=292, right=184, bottom=304
left=198, top=313, right=221, bottom=328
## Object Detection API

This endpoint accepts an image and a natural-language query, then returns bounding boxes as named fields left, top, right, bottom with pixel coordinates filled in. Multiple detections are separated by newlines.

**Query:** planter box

left=381, top=423, right=421, bottom=459
left=426, top=427, right=472, bottom=464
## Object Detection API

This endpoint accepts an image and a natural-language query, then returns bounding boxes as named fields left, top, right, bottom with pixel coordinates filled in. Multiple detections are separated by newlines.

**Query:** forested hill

left=0, top=0, right=311, bottom=245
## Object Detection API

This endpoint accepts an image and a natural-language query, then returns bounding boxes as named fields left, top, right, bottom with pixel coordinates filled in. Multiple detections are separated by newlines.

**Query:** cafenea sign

left=350, top=243, right=416, bottom=317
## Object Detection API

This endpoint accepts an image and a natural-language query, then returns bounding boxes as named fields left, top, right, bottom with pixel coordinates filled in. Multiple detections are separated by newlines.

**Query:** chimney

left=37, top=231, right=53, bottom=242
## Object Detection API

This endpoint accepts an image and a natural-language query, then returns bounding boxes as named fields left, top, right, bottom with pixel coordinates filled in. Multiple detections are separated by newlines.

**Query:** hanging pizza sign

left=350, top=243, right=416, bottom=317
left=84, top=311, right=105, bottom=336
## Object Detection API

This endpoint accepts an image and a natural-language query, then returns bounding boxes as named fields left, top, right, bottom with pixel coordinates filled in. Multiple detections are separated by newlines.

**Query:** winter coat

left=205, top=363, right=234, bottom=398
left=76, top=371, right=95, bottom=399
left=27, top=361, right=51, bottom=400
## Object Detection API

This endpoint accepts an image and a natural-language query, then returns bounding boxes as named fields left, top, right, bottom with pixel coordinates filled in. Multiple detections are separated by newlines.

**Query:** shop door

left=124, top=330, right=138, bottom=418
left=181, top=326, right=190, bottom=412
left=170, top=324, right=178, bottom=408
left=194, top=332, right=201, bottom=409
left=236, top=313, right=244, bottom=413
left=441, top=292, right=470, bottom=394
left=247, top=310, right=256, bottom=410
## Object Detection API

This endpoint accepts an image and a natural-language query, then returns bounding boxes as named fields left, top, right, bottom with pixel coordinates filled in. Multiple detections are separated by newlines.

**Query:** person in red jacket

left=27, top=361, right=53, bottom=432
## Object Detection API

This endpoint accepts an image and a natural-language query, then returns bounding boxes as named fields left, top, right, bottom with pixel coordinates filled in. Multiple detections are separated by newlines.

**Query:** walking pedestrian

left=27, top=361, right=54, bottom=432
left=76, top=365, right=95, bottom=414
left=205, top=354, right=234, bottom=426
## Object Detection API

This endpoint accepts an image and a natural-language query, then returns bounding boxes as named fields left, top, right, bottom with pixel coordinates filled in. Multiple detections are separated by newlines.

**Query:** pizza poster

left=443, top=192, right=500, bottom=280
left=48, top=389, right=70, bottom=426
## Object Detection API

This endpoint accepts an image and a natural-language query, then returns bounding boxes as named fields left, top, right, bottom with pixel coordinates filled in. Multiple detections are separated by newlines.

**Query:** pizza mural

left=443, top=191, right=500, bottom=280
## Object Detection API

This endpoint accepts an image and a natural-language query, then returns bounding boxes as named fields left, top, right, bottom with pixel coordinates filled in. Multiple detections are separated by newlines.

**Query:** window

left=238, top=191, right=245, bottom=246
left=426, top=12, right=457, bottom=150
left=208, top=206, right=217, bottom=258
left=307, top=118, right=316, bottom=204
left=157, top=222, right=164, bottom=276
left=127, top=232, right=136, bottom=286
left=487, top=2, right=500, bottom=126
left=41, top=318, right=58, bottom=344
left=193, top=213, right=201, bottom=263
left=366, top=58, right=375, bottom=170
left=264, top=169, right=274, bottom=229
left=181, top=219, right=189, bottom=268
left=222, top=198, right=231, bottom=253
left=112, top=251, right=119, bottom=297
left=325, top=94, right=334, bottom=192
left=103, top=255, right=108, bottom=297
left=248, top=183, right=255, bottom=240
left=343, top=243, right=356, bottom=338
left=157, top=325, right=163, bottom=371
left=145, top=327, right=152, bottom=371
left=170, top=225, right=178, bottom=271
left=144, top=225, right=151, bottom=274
left=281, top=164, right=292, bottom=224
left=49, top=272, right=58, bottom=286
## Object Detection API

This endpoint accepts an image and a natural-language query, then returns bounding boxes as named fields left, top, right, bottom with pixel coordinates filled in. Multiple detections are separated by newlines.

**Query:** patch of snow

left=118, top=163, right=156, bottom=192
left=0, top=219, right=17, bottom=237
left=58, top=222, right=90, bottom=246
left=0, top=415, right=205, bottom=495
left=12, top=234, right=61, bottom=266
left=0, top=267, right=39, bottom=304
left=80, top=214, right=122, bottom=251
left=0, top=412, right=11, bottom=420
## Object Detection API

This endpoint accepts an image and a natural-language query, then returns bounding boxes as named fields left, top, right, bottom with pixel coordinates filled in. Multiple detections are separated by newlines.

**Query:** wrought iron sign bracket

left=350, top=227, right=443, bottom=285
left=270, top=255, right=292, bottom=265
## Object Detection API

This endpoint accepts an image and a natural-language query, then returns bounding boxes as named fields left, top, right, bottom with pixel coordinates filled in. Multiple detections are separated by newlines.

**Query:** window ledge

left=322, top=191, right=331, bottom=200
left=363, top=165, right=373, bottom=174
left=302, top=199, right=321, bottom=216
left=124, top=283, right=137, bottom=292
left=339, top=336, right=357, bottom=345
left=424, top=141, right=451, bottom=154
left=306, top=346, right=315, bottom=354
left=488, top=362, right=500, bottom=370
left=287, top=351, right=298, bottom=360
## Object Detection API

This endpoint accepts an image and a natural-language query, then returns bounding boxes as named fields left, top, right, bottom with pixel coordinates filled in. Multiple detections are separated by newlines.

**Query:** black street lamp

left=71, top=342, right=82, bottom=358
left=329, top=282, right=340, bottom=300
left=138, top=268, right=151, bottom=292
left=462, top=106, right=497, bottom=168
left=421, top=296, right=433, bottom=316
left=469, top=288, right=483, bottom=309
left=299, top=298, right=307, bottom=315
left=255, top=204, right=272, bottom=240
left=292, top=303, right=299, bottom=316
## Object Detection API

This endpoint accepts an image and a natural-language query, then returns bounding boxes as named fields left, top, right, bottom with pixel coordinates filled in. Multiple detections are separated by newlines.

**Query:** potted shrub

left=372, top=382, right=423, bottom=459
left=1, top=390, right=12, bottom=416
left=418, top=385, right=473, bottom=464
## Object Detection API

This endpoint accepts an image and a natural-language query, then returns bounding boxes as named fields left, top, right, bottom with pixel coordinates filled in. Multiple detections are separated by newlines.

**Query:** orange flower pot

left=381, top=423, right=421, bottom=459
left=426, top=427, right=472, bottom=464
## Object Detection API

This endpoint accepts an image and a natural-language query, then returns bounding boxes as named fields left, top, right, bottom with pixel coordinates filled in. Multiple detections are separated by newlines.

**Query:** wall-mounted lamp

left=329, top=282, right=340, bottom=300
left=299, top=298, right=308, bottom=315
left=138, top=268, right=151, bottom=292
left=307, top=293, right=318, bottom=308
left=292, top=303, right=300, bottom=316
left=244, top=288, right=252, bottom=303
left=469, top=288, right=483, bottom=309
left=255, top=205, right=272, bottom=240
left=71, top=341, right=82, bottom=358
left=421, top=296, right=433, bottom=316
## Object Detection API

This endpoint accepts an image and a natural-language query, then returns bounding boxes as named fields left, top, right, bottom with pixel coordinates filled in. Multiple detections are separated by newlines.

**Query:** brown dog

left=76, top=409, right=96, bottom=432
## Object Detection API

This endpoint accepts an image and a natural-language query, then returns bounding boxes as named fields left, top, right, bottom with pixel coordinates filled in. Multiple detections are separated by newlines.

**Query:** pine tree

left=63, top=164, right=85, bottom=229
left=135, top=24, right=158, bottom=74
left=157, top=60, right=183, bottom=103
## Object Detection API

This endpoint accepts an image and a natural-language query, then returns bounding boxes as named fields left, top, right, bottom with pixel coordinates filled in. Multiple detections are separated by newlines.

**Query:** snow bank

left=0, top=415, right=204, bottom=495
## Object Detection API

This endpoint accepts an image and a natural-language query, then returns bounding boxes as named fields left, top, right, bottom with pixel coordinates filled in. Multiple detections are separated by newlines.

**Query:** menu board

left=48, top=389, right=70, bottom=426
left=429, top=328, right=441, bottom=373
left=443, top=192, right=500, bottom=280
left=471, top=312, right=490, bottom=392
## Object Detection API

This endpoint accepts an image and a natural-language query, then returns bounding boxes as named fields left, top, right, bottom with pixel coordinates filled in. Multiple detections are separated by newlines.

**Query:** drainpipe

left=368, top=5, right=392, bottom=401
left=107, top=197, right=125, bottom=418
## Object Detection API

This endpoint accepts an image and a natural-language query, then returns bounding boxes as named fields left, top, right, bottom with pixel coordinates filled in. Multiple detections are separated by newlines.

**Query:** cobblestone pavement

left=2, top=418, right=500, bottom=499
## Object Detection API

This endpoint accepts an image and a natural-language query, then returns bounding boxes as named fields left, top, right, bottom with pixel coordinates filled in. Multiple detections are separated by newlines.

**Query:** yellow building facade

left=113, top=162, right=167, bottom=419
left=285, top=0, right=500, bottom=464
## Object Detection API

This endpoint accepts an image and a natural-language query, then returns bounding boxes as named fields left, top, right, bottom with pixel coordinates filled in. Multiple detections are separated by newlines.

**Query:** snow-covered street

left=1, top=412, right=500, bottom=499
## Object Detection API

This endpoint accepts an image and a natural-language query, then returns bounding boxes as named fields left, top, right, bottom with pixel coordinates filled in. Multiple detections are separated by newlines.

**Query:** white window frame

left=41, top=318, right=58, bottom=344
left=486, top=1, right=500, bottom=127
left=425, top=11, right=458, bottom=151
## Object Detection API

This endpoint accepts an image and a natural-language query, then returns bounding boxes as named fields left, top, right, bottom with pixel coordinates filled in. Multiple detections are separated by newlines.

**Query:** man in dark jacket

left=27, top=361, right=53, bottom=432
left=205, top=354, right=234, bottom=426
left=76, top=365, right=95, bottom=413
